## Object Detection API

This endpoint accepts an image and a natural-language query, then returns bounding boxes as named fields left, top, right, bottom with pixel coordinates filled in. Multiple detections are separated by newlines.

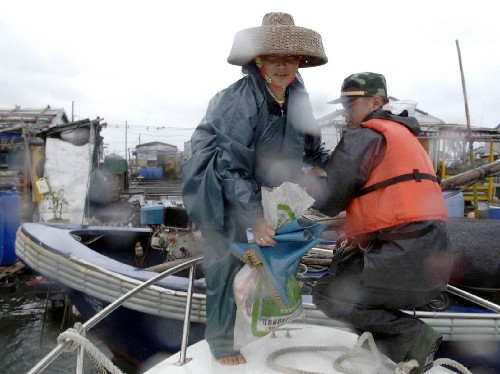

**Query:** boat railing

left=27, top=255, right=204, bottom=374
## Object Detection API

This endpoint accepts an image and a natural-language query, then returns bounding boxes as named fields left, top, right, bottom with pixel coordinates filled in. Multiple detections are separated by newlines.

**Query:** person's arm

left=304, top=133, right=330, bottom=167
left=313, top=127, right=386, bottom=217
left=206, top=86, right=267, bottom=230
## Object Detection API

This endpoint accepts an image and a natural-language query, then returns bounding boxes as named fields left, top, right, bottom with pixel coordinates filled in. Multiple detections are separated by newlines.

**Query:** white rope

left=395, top=360, right=419, bottom=373
left=333, top=332, right=382, bottom=374
left=266, top=332, right=385, bottom=374
left=267, top=331, right=473, bottom=374
left=57, top=322, right=125, bottom=374
left=267, top=345, right=348, bottom=374
left=433, top=358, right=473, bottom=374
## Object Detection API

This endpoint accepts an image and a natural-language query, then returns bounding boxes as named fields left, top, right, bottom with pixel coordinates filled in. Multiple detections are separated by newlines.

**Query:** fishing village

left=2, top=2, right=500, bottom=373
left=0, top=95, right=500, bottom=374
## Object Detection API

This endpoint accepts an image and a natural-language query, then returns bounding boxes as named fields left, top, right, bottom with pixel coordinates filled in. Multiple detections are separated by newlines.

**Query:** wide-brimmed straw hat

left=227, top=12, right=328, bottom=68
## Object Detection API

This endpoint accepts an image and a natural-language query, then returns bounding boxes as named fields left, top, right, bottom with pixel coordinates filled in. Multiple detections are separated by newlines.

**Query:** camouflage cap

left=328, top=72, right=387, bottom=104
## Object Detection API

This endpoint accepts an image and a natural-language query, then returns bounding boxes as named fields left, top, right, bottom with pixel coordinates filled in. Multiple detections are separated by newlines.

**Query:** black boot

left=404, top=324, right=442, bottom=373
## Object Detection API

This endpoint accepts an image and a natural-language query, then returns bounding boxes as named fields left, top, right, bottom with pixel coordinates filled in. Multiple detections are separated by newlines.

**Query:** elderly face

left=261, top=54, right=300, bottom=88
left=342, top=96, right=382, bottom=128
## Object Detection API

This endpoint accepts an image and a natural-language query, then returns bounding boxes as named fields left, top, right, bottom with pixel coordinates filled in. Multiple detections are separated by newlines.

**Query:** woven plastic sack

left=233, top=264, right=302, bottom=349
left=231, top=219, right=324, bottom=349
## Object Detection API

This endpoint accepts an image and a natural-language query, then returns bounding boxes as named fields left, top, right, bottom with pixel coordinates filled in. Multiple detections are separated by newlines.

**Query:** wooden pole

left=456, top=39, right=479, bottom=218
left=125, top=121, right=128, bottom=165
left=441, top=159, right=500, bottom=191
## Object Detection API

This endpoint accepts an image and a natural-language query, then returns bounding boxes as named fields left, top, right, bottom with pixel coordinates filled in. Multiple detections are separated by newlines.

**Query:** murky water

left=0, top=268, right=137, bottom=374
left=4, top=267, right=500, bottom=373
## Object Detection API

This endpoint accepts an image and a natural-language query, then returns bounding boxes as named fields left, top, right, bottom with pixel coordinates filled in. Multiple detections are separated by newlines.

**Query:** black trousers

left=312, top=221, right=451, bottom=363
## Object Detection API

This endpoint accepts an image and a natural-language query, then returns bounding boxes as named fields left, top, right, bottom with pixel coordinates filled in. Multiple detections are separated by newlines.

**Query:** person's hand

left=302, top=166, right=327, bottom=199
left=252, top=217, right=276, bottom=246
left=307, top=166, right=327, bottom=178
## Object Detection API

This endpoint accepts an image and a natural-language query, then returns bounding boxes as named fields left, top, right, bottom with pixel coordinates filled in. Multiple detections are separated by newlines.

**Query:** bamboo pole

left=441, top=159, right=500, bottom=190
left=456, top=40, right=479, bottom=217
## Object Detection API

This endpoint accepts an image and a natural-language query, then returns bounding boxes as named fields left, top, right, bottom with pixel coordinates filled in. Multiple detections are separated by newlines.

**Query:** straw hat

left=227, top=12, right=328, bottom=68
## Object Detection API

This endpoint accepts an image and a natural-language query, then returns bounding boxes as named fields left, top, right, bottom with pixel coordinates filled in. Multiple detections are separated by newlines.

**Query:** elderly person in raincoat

left=181, top=12, right=328, bottom=365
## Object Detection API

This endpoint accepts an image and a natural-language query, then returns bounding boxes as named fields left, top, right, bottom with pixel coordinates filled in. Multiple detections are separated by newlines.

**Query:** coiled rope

left=433, top=358, right=473, bottom=374
left=266, top=331, right=472, bottom=374
left=57, top=322, right=125, bottom=374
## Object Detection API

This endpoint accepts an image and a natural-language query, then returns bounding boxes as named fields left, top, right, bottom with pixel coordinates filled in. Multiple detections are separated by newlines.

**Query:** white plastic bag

left=35, top=178, right=50, bottom=195
left=261, top=182, right=315, bottom=228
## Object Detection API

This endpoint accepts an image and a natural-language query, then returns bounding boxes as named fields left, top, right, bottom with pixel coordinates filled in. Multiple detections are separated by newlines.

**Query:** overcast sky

left=1, top=0, right=499, bottom=157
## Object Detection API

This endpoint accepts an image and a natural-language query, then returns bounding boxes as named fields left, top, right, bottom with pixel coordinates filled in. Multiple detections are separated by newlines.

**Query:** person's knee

left=312, top=281, right=327, bottom=307
left=312, top=285, right=340, bottom=316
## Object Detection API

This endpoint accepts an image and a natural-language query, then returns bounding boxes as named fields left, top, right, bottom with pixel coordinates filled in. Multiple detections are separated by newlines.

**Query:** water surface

left=0, top=269, right=136, bottom=374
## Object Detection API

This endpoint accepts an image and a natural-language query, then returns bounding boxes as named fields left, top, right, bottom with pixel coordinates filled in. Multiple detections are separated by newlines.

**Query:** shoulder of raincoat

left=181, top=63, right=327, bottom=230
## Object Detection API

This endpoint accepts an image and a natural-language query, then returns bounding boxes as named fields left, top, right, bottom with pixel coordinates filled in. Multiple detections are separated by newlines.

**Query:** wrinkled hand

left=252, top=217, right=276, bottom=247
left=307, top=166, right=327, bottom=178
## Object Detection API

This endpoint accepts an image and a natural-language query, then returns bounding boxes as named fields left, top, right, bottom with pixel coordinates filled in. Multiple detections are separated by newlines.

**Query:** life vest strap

left=355, top=169, right=439, bottom=197
left=351, top=223, right=436, bottom=244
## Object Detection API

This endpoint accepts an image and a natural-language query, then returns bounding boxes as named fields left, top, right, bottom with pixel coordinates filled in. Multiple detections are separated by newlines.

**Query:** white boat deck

left=143, top=324, right=455, bottom=373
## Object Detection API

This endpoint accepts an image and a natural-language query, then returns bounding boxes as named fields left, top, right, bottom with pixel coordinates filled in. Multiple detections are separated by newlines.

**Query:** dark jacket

left=314, top=108, right=452, bottom=291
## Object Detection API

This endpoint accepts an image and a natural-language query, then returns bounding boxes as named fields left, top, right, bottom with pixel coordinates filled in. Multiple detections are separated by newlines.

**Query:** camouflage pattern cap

left=328, top=72, right=387, bottom=104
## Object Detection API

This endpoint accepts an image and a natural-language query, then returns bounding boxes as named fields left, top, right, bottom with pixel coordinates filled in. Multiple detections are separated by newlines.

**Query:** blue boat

left=15, top=222, right=206, bottom=366
left=15, top=216, right=500, bottom=370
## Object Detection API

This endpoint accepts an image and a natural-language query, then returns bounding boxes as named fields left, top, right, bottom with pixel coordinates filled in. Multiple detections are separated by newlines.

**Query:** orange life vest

left=345, top=118, right=448, bottom=237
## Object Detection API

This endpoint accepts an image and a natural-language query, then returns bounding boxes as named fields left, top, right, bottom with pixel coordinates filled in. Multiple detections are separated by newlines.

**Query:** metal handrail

left=447, top=284, right=500, bottom=313
left=27, top=255, right=204, bottom=374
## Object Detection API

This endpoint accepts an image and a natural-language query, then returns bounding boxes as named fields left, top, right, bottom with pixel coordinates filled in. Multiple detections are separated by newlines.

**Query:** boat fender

left=135, top=242, right=144, bottom=257
left=151, top=231, right=168, bottom=250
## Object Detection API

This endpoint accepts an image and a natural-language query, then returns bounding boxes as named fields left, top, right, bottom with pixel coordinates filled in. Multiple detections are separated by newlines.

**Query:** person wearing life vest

left=312, top=72, right=453, bottom=374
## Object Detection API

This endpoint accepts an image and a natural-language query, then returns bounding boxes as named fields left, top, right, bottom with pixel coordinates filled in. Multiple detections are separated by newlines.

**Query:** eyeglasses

left=341, top=97, right=361, bottom=110
left=261, top=54, right=300, bottom=64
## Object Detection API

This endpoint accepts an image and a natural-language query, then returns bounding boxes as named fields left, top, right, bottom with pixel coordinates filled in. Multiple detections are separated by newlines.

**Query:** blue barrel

left=0, top=196, right=4, bottom=265
left=138, top=167, right=148, bottom=179
left=488, top=205, right=500, bottom=220
left=153, top=167, right=163, bottom=179
left=442, top=190, right=464, bottom=218
left=0, top=183, right=21, bottom=265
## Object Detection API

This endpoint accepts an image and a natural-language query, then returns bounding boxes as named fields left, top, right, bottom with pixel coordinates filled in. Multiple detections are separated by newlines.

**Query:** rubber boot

left=404, top=324, right=442, bottom=373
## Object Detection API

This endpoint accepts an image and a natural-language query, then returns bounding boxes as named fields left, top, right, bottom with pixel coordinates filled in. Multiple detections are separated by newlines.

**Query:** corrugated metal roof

left=136, top=141, right=178, bottom=150
left=0, top=106, right=68, bottom=134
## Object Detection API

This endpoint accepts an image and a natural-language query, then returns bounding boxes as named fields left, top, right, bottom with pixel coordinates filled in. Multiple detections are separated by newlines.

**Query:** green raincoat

left=181, top=63, right=327, bottom=359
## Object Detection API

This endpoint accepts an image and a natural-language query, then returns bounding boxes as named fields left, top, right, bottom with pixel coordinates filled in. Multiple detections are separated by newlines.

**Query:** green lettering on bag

left=276, top=204, right=296, bottom=227
left=251, top=274, right=303, bottom=336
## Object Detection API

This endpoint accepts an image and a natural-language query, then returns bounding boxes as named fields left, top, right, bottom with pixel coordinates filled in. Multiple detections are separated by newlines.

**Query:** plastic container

left=442, top=190, right=464, bottom=218
left=478, top=201, right=490, bottom=219
left=0, top=196, right=4, bottom=265
left=138, top=167, right=149, bottom=179
left=0, top=183, right=21, bottom=265
left=140, top=205, right=164, bottom=225
left=488, top=205, right=500, bottom=220
left=153, top=167, right=164, bottom=179
left=163, top=206, right=191, bottom=228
